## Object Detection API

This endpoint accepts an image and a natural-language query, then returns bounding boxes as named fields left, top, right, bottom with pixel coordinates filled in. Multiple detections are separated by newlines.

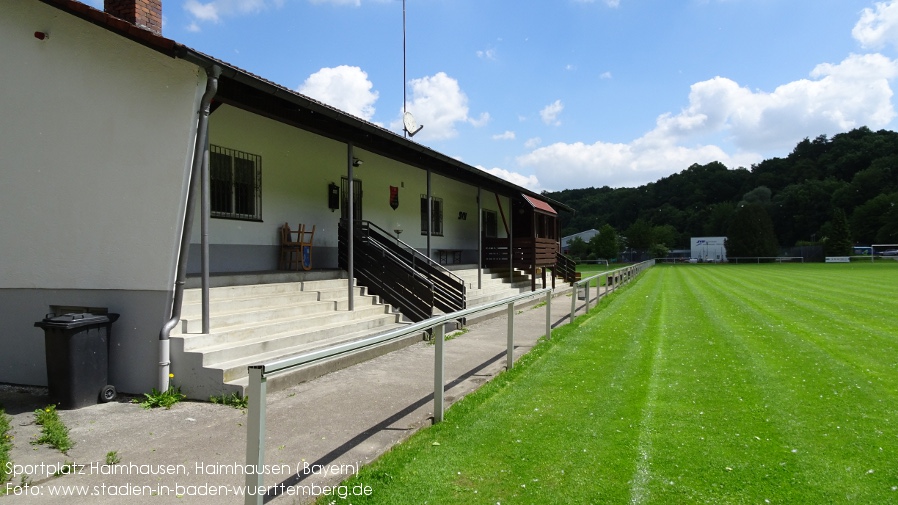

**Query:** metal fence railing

left=243, top=260, right=655, bottom=504
left=569, top=260, right=655, bottom=320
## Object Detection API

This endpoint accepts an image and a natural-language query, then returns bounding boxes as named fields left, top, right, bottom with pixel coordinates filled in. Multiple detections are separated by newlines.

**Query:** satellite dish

left=403, top=111, right=424, bottom=137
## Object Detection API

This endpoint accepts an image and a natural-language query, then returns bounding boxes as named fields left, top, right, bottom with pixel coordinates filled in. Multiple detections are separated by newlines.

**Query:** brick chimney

left=104, top=0, right=162, bottom=35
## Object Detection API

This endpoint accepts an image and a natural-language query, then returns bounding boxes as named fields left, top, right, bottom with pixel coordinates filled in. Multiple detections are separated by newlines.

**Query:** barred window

left=420, top=195, right=443, bottom=236
left=210, top=145, right=262, bottom=220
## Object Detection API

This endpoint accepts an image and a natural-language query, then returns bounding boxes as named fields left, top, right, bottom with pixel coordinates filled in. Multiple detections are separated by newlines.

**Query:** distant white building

left=561, top=229, right=599, bottom=253
left=691, top=237, right=727, bottom=262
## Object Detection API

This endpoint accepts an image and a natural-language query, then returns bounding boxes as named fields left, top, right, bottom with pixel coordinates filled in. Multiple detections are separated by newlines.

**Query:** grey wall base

left=186, top=244, right=339, bottom=274
left=0, top=288, right=171, bottom=395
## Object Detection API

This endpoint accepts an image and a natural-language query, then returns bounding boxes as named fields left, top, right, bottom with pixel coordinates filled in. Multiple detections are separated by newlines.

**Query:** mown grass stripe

left=626, top=270, right=668, bottom=505
left=670, top=265, right=898, bottom=502
left=696, top=265, right=898, bottom=388
left=320, top=264, right=898, bottom=505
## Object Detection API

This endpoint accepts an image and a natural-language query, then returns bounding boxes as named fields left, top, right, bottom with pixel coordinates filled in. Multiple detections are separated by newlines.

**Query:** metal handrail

left=363, top=220, right=465, bottom=287
left=251, top=286, right=550, bottom=377
left=341, top=220, right=465, bottom=320
left=243, top=285, right=554, bottom=505
left=569, top=260, right=655, bottom=320
left=243, top=261, right=658, bottom=504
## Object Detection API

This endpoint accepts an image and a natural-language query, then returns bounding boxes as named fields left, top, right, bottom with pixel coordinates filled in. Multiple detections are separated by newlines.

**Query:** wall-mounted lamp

left=394, top=223, right=403, bottom=245
left=34, top=31, right=49, bottom=41
left=327, top=182, right=340, bottom=211
left=352, top=157, right=364, bottom=168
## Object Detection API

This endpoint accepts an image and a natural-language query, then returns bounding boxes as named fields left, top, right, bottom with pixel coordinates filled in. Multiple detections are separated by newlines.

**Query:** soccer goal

left=873, top=244, right=898, bottom=260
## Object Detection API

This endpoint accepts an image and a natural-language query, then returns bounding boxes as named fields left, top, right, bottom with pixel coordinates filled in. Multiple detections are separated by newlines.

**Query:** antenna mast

left=403, top=0, right=407, bottom=138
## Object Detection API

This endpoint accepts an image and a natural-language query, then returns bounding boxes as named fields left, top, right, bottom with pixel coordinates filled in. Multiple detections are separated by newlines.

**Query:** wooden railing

left=338, top=220, right=465, bottom=322
left=552, top=252, right=578, bottom=283
left=482, top=237, right=559, bottom=269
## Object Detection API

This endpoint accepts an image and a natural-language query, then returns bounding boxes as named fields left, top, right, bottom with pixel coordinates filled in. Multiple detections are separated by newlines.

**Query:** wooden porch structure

left=483, top=194, right=561, bottom=290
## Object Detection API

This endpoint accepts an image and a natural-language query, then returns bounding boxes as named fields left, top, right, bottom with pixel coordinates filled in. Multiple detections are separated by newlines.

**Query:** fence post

left=585, top=282, right=591, bottom=313
left=245, top=367, right=267, bottom=505
left=433, top=323, right=446, bottom=423
left=506, top=301, right=515, bottom=369
left=570, top=283, right=577, bottom=322
left=545, top=290, right=552, bottom=340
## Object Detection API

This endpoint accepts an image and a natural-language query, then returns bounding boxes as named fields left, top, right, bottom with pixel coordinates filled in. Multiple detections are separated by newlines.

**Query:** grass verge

left=0, top=406, right=12, bottom=489
left=317, top=262, right=898, bottom=504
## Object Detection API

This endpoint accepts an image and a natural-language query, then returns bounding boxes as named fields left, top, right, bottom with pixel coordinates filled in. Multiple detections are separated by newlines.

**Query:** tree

left=727, top=204, right=779, bottom=257
left=625, top=218, right=653, bottom=251
left=740, top=186, right=772, bottom=206
left=567, top=236, right=589, bottom=259
left=590, top=224, right=620, bottom=260
left=649, top=243, right=670, bottom=259
left=826, top=208, right=852, bottom=256
left=704, top=202, right=735, bottom=236
left=850, top=193, right=897, bottom=244
left=651, top=224, right=679, bottom=249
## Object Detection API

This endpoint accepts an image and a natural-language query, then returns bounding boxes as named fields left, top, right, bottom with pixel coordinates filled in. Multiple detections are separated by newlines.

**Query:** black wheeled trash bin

left=34, top=313, right=119, bottom=409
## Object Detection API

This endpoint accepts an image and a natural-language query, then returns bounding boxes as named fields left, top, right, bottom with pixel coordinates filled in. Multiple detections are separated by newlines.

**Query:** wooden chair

left=279, top=223, right=316, bottom=271
left=279, top=223, right=301, bottom=270
left=297, top=224, right=315, bottom=271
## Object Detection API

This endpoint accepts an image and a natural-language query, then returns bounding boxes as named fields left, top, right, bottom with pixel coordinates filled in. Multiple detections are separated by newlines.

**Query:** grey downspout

left=508, top=195, right=513, bottom=277
left=158, top=65, right=221, bottom=392
left=347, top=143, right=354, bottom=311
left=477, top=187, right=482, bottom=290
left=426, top=168, right=432, bottom=261
left=201, top=134, right=211, bottom=333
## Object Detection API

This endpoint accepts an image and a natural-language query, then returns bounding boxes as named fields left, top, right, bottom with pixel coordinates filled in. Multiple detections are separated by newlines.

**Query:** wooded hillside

left=544, top=127, right=898, bottom=257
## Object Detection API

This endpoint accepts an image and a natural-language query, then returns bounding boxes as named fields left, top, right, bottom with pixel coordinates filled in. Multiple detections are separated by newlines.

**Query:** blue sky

left=88, top=0, right=898, bottom=190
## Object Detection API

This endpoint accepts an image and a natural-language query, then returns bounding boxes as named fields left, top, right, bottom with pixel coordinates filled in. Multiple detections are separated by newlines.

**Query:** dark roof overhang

left=39, top=0, right=573, bottom=213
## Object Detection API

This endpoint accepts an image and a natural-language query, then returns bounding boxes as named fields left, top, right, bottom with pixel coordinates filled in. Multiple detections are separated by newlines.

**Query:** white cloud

left=650, top=53, right=898, bottom=152
left=477, top=48, right=498, bottom=60
left=392, top=72, right=485, bottom=140
left=517, top=52, right=898, bottom=190
left=309, top=0, right=362, bottom=5
left=184, top=0, right=221, bottom=23
left=572, top=0, right=620, bottom=5
left=524, top=137, right=542, bottom=149
left=298, top=66, right=378, bottom=121
left=518, top=139, right=758, bottom=190
left=476, top=166, right=542, bottom=192
left=470, top=112, right=491, bottom=128
left=540, top=100, right=564, bottom=126
left=492, top=131, right=516, bottom=141
left=600, top=71, right=613, bottom=79
left=853, top=0, right=898, bottom=50
left=184, top=0, right=283, bottom=26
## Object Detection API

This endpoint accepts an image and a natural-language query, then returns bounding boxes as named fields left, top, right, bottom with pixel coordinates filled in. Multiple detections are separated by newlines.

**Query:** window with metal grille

left=483, top=209, right=498, bottom=238
left=420, top=195, right=443, bottom=236
left=210, top=145, right=262, bottom=220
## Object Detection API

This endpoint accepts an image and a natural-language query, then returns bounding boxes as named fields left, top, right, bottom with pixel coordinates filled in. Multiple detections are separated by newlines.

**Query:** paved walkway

left=2, top=283, right=611, bottom=504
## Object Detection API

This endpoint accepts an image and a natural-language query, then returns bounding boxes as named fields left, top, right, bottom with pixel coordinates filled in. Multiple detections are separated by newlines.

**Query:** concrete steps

left=441, top=265, right=548, bottom=323
left=170, top=273, right=415, bottom=400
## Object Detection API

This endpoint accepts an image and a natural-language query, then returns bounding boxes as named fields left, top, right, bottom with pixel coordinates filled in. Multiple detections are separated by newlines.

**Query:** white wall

left=0, top=0, right=204, bottom=291
left=0, top=0, right=205, bottom=392
left=203, top=105, right=510, bottom=268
